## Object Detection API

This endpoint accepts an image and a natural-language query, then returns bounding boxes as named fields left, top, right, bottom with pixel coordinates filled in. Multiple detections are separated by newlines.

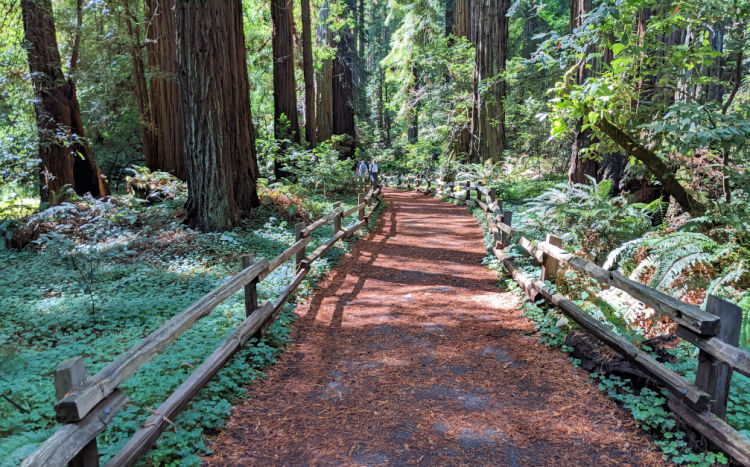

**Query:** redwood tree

left=301, top=0, right=316, bottom=147
left=144, top=0, right=186, bottom=180
left=271, top=0, right=300, bottom=144
left=447, top=0, right=472, bottom=159
left=315, top=0, right=333, bottom=142
left=177, top=0, right=260, bottom=231
left=21, top=0, right=109, bottom=203
left=470, top=0, right=510, bottom=163
left=332, top=0, right=356, bottom=156
left=567, top=0, right=599, bottom=184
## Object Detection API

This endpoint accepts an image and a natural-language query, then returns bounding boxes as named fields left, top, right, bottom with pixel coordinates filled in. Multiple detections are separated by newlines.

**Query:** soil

left=203, top=189, right=667, bottom=466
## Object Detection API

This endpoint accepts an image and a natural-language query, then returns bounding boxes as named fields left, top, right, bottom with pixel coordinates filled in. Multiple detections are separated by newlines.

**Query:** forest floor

left=203, top=189, right=667, bottom=466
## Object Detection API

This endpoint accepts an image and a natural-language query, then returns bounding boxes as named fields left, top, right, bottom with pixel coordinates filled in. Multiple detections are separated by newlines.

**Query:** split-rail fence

left=22, top=186, right=382, bottom=467
left=386, top=174, right=750, bottom=465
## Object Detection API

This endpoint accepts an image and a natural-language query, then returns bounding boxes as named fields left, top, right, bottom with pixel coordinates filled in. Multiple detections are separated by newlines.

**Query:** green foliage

left=0, top=176, right=382, bottom=465
left=520, top=177, right=653, bottom=260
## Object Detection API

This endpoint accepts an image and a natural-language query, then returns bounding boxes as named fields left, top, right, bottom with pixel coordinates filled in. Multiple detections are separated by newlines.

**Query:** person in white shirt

left=369, top=160, right=379, bottom=185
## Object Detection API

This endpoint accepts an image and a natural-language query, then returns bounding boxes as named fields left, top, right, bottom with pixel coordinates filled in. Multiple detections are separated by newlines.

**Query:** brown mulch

left=203, top=189, right=667, bottom=466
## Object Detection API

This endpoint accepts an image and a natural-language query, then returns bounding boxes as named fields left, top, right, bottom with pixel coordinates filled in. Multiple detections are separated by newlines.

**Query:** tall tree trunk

left=357, top=0, right=365, bottom=59
left=567, top=0, right=600, bottom=184
left=69, top=0, right=83, bottom=74
left=332, top=0, right=356, bottom=157
left=407, top=64, right=419, bottom=143
left=144, top=0, right=185, bottom=179
left=447, top=0, right=471, bottom=160
left=470, top=0, right=509, bottom=163
left=445, top=0, right=455, bottom=37
left=301, top=0, right=316, bottom=147
left=123, top=0, right=157, bottom=172
left=177, top=0, right=260, bottom=231
left=271, top=0, right=301, bottom=144
left=384, top=78, right=391, bottom=146
left=315, top=1, right=333, bottom=142
left=21, top=0, right=109, bottom=204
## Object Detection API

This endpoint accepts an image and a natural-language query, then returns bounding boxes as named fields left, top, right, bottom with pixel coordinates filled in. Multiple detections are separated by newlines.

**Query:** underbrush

left=0, top=172, right=383, bottom=465
left=463, top=176, right=750, bottom=466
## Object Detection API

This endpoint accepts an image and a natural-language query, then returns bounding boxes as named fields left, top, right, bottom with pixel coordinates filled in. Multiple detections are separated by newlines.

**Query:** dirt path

left=204, top=189, right=665, bottom=466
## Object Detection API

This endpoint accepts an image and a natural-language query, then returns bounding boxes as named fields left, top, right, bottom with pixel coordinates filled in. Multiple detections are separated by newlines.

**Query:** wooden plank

left=241, top=254, right=259, bottom=317
left=302, top=229, right=347, bottom=267
left=301, top=207, right=343, bottom=236
left=333, top=202, right=342, bottom=232
left=493, top=248, right=710, bottom=410
left=475, top=199, right=488, bottom=213
left=675, top=327, right=750, bottom=379
left=500, top=211, right=513, bottom=247
left=517, top=235, right=544, bottom=263
left=364, top=199, right=381, bottom=221
left=694, top=296, right=742, bottom=418
left=343, top=219, right=366, bottom=239
left=343, top=202, right=366, bottom=218
left=106, top=303, right=276, bottom=467
left=53, top=358, right=98, bottom=467
left=540, top=234, right=562, bottom=283
left=536, top=241, right=720, bottom=336
left=668, top=396, right=750, bottom=466
left=22, top=390, right=129, bottom=467
left=54, top=258, right=269, bottom=423
left=357, top=194, right=365, bottom=220
left=476, top=185, right=491, bottom=196
left=259, top=236, right=312, bottom=281
left=54, top=357, right=86, bottom=401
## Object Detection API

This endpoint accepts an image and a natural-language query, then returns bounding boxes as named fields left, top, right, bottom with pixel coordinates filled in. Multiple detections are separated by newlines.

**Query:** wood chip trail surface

left=204, top=189, right=666, bottom=466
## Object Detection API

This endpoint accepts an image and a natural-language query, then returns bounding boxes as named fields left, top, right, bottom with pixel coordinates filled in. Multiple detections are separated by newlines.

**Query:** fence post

left=694, top=295, right=742, bottom=418
left=357, top=193, right=365, bottom=220
left=295, top=222, right=305, bottom=271
left=241, top=254, right=259, bottom=317
left=540, top=234, right=562, bottom=283
left=500, top=211, right=512, bottom=248
left=426, top=179, right=431, bottom=192
left=55, top=357, right=98, bottom=467
left=333, top=202, right=342, bottom=232
left=407, top=177, right=411, bottom=190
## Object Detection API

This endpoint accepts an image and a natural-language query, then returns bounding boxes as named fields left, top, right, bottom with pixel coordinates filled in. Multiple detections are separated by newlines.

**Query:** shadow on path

left=203, top=189, right=666, bottom=466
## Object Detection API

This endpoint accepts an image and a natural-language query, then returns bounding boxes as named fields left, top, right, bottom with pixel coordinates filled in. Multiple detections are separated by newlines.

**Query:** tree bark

left=271, top=0, right=301, bottom=144
left=470, top=0, right=509, bottom=163
left=447, top=0, right=471, bottom=160
left=69, top=0, right=83, bottom=75
left=144, top=0, right=186, bottom=180
left=21, top=0, right=109, bottom=203
left=123, top=0, right=157, bottom=173
left=315, top=0, right=333, bottom=143
left=301, top=0, right=316, bottom=147
left=332, top=0, right=356, bottom=157
left=177, top=0, right=260, bottom=231
left=407, top=64, right=418, bottom=144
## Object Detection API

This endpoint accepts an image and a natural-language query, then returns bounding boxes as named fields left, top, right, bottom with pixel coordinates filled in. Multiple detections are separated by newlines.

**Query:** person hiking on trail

left=356, top=160, right=369, bottom=190
left=369, top=160, right=379, bottom=185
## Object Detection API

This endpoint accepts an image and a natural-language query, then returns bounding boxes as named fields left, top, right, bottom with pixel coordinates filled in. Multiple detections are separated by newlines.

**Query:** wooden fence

left=22, top=186, right=383, bottom=467
left=386, top=174, right=750, bottom=465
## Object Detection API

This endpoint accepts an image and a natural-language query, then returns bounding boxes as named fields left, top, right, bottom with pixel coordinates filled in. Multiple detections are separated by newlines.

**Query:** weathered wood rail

left=385, top=175, right=750, bottom=465
left=22, top=186, right=383, bottom=467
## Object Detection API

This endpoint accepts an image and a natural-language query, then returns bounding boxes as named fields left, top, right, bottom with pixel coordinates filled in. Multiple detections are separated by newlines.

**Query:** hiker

left=369, top=160, right=379, bottom=186
left=356, top=159, right=369, bottom=190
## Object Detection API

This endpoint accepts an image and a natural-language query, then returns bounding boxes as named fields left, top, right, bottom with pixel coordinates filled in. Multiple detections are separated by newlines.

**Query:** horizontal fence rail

left=22, top=185, right=383, bottom=467
left=385, top=175, right=750, bottom=465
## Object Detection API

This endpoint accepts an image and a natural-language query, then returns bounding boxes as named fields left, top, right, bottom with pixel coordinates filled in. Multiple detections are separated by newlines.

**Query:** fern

left=0, top=430, right=54, bottom=467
